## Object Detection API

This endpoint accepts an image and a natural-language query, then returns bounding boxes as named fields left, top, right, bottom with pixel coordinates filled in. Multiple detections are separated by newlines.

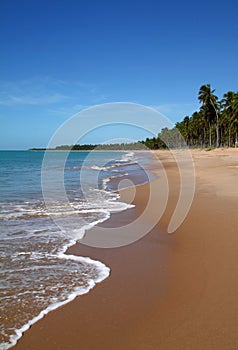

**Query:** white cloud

left=0, top=77, right=100, bottom=107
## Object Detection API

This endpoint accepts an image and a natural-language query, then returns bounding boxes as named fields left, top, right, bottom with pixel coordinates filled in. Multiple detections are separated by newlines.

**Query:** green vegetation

left=143, top=84, right=238, bottom=149
left=55, top=143, right=146, bottom=150
left=29, top=142, right=146, bottom=151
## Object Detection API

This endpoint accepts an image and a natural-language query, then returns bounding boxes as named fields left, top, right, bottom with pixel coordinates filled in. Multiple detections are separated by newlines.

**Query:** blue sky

left=0, top=0, right=238, bottom=149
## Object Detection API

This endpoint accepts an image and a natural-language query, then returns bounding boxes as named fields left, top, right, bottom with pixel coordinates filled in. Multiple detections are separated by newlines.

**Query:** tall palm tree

left=198, top=84, right=219, bottom=147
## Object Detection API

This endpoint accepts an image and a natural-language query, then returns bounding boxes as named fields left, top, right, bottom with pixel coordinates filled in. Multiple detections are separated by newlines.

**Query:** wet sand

left=13, top=149, right=238, bottom=350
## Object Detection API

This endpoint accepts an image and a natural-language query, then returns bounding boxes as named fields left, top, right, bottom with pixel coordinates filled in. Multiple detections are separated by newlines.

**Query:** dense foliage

left=143, top=84, right=238, bottom=149
left=30, top=143, right=146, bottom=151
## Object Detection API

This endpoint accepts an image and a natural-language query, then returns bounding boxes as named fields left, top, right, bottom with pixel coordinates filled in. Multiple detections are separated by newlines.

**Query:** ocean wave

left=1, top=252, right=110, bottom=350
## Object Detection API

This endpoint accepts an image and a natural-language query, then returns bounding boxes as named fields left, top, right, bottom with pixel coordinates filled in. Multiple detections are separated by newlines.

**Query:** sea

left=0, top=150, right=153, bottom=349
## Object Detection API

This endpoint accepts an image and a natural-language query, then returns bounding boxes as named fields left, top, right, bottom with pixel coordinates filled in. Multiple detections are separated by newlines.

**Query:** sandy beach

left=13, top=149, right=238, bottom=350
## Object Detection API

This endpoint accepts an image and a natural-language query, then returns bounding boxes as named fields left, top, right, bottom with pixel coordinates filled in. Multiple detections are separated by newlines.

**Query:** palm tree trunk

left=216, top=122, right=220, bottom=148
left=209, top=123, right=212, bottom=148
left=210, top=99, right=220, bottom=148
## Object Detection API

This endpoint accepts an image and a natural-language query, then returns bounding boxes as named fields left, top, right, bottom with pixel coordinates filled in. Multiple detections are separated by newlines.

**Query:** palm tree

left=221, top=91, right=238, bottom=147
left=198, top=84, right=219, bottom=147
left=222, top=91, right=234, bottom=147
left=232, top=92, right=238, bottom=146
left=190, top=111, right=206, bottom=147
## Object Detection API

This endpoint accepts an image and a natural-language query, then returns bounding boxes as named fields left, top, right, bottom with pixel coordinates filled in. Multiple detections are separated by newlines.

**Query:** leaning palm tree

left=198, top=84, right=219, bottom=147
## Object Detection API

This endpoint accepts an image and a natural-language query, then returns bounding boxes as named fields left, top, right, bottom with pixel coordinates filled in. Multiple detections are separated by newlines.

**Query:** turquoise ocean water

left=0, top=150, right=151, bottom=349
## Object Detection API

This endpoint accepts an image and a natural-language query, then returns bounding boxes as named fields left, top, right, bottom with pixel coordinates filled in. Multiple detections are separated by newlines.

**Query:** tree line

left=30, top=85, right=238, bottom=151
left=143, top=84, right=238, bottom=149
left=30, top=142, right=145, bottom=151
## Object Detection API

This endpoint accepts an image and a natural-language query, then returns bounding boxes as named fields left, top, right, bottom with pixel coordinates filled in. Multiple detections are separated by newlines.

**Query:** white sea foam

left=102, top=173, right=130, bottom=193
left=90, top=165, right=107, bottom=171
left=1, top=224, right=111, bottom=350
left=119, top=151, right=135, bottom=162
left=2, top=254, right=110, bottom=350
left=0, top=193, right=133, bottom=349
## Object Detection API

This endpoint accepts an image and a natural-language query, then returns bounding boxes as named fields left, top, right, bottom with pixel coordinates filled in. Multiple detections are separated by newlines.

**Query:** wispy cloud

left=0, top=76, right=102, bottom=108
left=0, top=93, right=69, bottom=106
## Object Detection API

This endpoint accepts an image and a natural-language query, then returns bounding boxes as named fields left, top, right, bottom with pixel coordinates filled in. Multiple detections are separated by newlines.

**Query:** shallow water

left=0, top=150, right=152, bottom=349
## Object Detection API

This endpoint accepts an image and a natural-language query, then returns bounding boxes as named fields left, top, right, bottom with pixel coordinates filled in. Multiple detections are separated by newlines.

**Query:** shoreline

left=2, top=149, right=141, bottom=349
left=4, top=149, right=151, bottom=349
left=13, top=148, right=238, bottom=349
left=4, top=245, right=110, bottom=350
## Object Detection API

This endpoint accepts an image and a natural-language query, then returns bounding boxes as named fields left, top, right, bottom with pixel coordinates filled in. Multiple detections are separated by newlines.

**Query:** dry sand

left=13, top=149, right=238, bottom=350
